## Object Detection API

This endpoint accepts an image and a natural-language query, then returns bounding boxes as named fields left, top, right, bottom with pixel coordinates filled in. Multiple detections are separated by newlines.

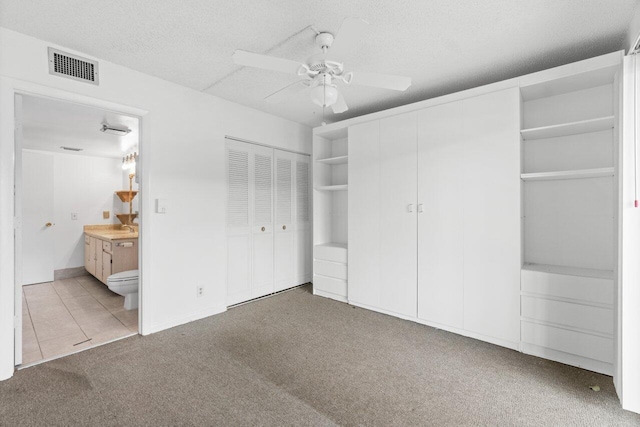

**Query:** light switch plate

left=156, top=199, right=167, bottom=214
left=103, top=211, right=110, bottom=219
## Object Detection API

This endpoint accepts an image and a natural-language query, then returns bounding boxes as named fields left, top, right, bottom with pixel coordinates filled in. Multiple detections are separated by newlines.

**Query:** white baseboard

left=349, top=300, right=520, bottom=352
left=144, top=304, right=226, bottom=335
left=521, top=342, right=613, bottom=376
left=313, top=289, right=347, bottom=303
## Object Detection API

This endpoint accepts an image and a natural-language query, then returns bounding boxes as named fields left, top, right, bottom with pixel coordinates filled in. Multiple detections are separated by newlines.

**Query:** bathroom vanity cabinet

left=84, top=226, right=138, bottom=284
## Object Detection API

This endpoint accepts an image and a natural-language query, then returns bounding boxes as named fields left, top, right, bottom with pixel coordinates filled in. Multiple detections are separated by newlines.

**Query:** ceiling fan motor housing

left=315, top=32, right=334, bottom=49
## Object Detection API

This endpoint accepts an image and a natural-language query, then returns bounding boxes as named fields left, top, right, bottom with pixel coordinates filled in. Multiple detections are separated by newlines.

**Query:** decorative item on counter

left=116, top=152, right=138, bottom=225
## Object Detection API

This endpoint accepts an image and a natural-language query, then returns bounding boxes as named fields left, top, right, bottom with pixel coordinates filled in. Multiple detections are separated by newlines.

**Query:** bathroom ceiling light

left=101, top=123, right=131, bottom=136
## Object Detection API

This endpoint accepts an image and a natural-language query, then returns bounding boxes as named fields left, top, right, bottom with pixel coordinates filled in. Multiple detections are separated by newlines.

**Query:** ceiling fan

left=232, top=18, right=412, bottom=114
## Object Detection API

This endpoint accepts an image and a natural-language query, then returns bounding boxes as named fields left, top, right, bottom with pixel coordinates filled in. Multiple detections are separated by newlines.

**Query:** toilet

left=107, top=270, right=139, bottom=310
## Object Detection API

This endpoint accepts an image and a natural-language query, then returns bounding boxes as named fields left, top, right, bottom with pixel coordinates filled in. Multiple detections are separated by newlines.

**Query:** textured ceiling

left=1, top=0, right=638, bottom=127
left=21, top=95, right=139, bottom=158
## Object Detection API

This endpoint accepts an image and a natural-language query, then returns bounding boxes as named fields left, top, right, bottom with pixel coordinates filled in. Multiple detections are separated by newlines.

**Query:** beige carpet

left=0, top=285, right=638, bottom=426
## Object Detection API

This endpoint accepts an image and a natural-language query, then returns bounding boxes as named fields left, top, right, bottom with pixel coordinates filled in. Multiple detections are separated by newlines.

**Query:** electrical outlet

left=197, top=286, right=204, bottom=297
left=71, top=213, right=78, bottom=220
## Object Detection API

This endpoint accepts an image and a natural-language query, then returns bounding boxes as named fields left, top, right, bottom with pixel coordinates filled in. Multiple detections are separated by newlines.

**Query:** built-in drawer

left=313, top=274, right=347, bottom=297
left=314, top=243, right=347, bottom=263
left=313, top=260, right=347, bottom=280
left=102, top=241, right=112, bottom=254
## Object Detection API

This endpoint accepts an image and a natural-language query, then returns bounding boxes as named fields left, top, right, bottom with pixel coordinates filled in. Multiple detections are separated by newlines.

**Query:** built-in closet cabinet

left=226, top=138, right=311, bottom=306
left=349, top=113, right=418, bottom=317
left=314, top=51, right=622, bottom=377
left=349, top=88, right=521, bottom=345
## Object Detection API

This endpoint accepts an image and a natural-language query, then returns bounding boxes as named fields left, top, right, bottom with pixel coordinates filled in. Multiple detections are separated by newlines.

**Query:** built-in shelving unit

left=312, top=127, right=349, bottom=302
left=316, top=155, right=348, bottom=165
left=315, top=184, right=348, bottom=191
left=520, top=167, right=614, bottom=181
left=520, top=116, right=614, bottom=140
left=519, top=57, right=620, bottom=375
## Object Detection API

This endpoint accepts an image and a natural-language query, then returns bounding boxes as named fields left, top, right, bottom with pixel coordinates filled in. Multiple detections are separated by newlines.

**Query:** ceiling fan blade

left=265, top=80, right=310, bottom=104
left=350, top=71, right=411, bottom=91
left=331, top=91, right=348, bottom=114
left=232, top=50, right=301, bottom=75
left=328, top=17, right=369, bottom=59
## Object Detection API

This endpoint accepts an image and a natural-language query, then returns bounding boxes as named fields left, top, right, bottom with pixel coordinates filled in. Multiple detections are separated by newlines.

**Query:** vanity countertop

left=84, top=224, right=138, bottom=241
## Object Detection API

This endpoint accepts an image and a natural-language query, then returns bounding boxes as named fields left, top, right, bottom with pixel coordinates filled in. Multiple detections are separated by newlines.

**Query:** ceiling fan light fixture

left=310, top=84, right=338, bottom=107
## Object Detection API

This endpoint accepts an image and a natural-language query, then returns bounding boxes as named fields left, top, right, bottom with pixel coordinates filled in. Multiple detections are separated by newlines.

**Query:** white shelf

left=315, top=242, right=348, bottom=250
left=315, top=184, right=348, bottom=191
left=521, top=167, right=614, bottom=182
left=521, top=116, right=614, bottom=141
left=316, top=155, right=348, bottom=165
left=522, top=263, right=613, bottom=280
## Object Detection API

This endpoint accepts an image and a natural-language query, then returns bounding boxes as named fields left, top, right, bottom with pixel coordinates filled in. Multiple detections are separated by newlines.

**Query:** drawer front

left=313, top=260, right=347, bottom=280
left=102, top=241, right=112, bottom=254
left=314, top=245, right=348, bottom=263
left=313, top=275, right=347, bottom=297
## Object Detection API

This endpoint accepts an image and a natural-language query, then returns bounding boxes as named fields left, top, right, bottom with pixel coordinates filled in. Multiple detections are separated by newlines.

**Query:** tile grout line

left=22, top=287, right=44, bottom=360
left=76, top=276, right=137, bottom=332
left=51, top=278, right=92, bottom=346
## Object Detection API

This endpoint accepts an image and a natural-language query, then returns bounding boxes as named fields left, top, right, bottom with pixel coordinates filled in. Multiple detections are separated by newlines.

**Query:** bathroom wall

left=22, top=149, right=122, bottom=271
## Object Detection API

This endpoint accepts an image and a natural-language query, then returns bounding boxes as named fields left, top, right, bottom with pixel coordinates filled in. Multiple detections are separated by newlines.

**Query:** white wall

left=22, top=151, right=122, bottom=270
left=0, top=27, right=311, bottom=380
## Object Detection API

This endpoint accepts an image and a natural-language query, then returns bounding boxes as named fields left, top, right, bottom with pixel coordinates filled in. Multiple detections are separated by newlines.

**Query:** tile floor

left=22, top=274, right=138, bottom=365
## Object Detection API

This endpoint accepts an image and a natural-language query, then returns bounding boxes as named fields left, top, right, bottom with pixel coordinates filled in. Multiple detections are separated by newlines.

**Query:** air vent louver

left=48, top=47, right=99, bottom=85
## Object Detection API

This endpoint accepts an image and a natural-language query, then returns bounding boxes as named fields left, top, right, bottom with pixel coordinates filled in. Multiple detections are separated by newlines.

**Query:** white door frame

left=1, top=78, right=148, bottom=374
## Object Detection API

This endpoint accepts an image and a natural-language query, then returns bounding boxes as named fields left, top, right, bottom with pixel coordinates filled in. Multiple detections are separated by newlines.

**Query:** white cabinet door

left=294, top=154, right=311, bottom=285
left=348, top=114, right=418, bottom=317
left=22, top=150, right=54, bottom=285
left=274, top=150, right=295, bottom=292
left=462, top=88, right=520, bottom=344
left=226, top=139, right=252, bottom=305
left=251, top=145, right=275, bottom=299
left=379, top=113, right=418, bottom=317
left=348, top=120, right=381, bottom=308
left=417, top=100, right=465, bottom=328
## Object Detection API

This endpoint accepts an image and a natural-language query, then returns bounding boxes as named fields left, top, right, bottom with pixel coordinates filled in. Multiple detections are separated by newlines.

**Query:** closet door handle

left=418, top=204, right=424, bottom=213
left=407, top=204, right=414, bottom=213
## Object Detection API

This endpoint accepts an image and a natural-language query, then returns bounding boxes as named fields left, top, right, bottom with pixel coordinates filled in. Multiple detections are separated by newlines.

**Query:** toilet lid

left=108, top=269, right=139, bottom=281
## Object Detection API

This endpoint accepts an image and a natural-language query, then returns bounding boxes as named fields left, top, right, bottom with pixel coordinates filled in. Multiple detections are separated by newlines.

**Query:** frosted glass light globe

left=310, top=84, right=338, bottom=107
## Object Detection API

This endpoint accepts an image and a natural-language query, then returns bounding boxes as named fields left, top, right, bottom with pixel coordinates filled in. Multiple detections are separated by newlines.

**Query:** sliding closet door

left=417, top=100, right=465, bottom=328
left=251, top=145, right=275, bottom=298
left=294, top=154, right=311, bottom=285
left=349, top=114, right=417, bottom=317
left=274, top=150, right=295, bottom=292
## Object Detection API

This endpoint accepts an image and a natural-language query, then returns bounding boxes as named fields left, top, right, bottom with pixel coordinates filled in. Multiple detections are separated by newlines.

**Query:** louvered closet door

left=251, top=145, right=275, bottom=299
left=226, top=139, right=252, bottom=305
left=274, top=150, right=296, bottom=292
left=294, top=154, right=311, bottom=285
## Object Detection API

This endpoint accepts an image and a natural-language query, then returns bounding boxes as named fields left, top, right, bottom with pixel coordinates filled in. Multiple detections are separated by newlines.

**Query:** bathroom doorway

left=15, top=94, right=143, bottom=366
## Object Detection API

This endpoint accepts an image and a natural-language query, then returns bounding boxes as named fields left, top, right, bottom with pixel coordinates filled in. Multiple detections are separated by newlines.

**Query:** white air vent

left=48, top=47, right=99, bottom=85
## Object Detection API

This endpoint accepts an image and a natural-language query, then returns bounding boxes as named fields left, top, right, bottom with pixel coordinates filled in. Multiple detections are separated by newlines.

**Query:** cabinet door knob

left=407, top=204, right=414, bottom=213
left=261, top=226, right=266, bottom=232
left=418, top=204, right=424, bottom=213
left=45, top=222, right=53, bottom=227
left=282, top=225, right=286, bottom=230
